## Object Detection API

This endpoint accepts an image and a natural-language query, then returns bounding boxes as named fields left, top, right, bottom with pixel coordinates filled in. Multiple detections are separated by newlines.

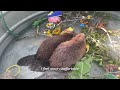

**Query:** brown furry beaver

left=17, top=31, right=75, bottom=70
left=35, top=31, right=75, bottom=61
left=49, top=33, right=86, bottom=68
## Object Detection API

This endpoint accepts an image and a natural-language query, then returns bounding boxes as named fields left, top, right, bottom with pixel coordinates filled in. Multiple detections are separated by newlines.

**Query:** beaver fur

left=49, top=33, right=86, bottom=68
left=35, top=31, right=75, bottom=61
left=17, top=31, right=75, bottom=71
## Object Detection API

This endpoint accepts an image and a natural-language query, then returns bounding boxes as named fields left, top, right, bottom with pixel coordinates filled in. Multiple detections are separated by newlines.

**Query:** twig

left=58, top=19, right=80, bottom=26
left=68, top=19, right=78, bottom=26
left=100, top=27, right=112, bottom=44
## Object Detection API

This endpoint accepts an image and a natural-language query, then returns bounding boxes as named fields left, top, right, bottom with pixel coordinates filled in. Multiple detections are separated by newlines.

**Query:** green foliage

left=81, top=27, right=114, bottom=66
left=98, top=73, right=118, bottom=79
left=33, top=17, right=47, bottom=28
left=62, top=12, right=120, bottom=79
left=66, top=12, right=118, bottom=79
left=68, top=54, right=93, bottom=79
left=68, top=27, right=118, bottom=78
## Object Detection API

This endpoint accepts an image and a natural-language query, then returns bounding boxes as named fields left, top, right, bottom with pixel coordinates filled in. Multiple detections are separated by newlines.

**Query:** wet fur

left=49, top=33, right=86, bottom=68
left=17, top=32, right=75, bottom=71
left=35, top=32, right=75, bottom=61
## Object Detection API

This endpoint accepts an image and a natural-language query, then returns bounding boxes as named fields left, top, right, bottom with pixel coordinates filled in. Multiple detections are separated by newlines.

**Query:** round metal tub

left=0, top=11, right=120, bottom=79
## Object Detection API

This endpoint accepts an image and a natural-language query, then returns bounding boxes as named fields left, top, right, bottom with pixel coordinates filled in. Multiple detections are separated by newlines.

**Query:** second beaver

left=49, top=33, right=86, bottom=68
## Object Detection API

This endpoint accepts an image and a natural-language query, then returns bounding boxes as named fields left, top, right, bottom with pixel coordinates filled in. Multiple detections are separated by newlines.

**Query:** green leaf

left=68, top=55, right=93, bottom=79
left=82, top=76, right=88, bottom=79
left=33, top=21, right=39, bottom=27
left=108, top=60, right=114, bottom=64
left=102, top=73, right=118, bottom=79
left=99, top=61, right=102, bottom=66
left=84, top=54, right=93, bottom=63
left=75, top=55, right=93, bottom=75
left=82, top=62, right=91, bottom=74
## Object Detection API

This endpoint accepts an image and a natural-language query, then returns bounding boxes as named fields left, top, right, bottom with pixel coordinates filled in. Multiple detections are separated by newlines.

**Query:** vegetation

left=64, top=11, right=119, bottom=79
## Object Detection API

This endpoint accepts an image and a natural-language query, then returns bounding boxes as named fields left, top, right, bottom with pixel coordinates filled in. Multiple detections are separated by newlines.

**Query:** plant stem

left=80, top=62, right=83, bottom=79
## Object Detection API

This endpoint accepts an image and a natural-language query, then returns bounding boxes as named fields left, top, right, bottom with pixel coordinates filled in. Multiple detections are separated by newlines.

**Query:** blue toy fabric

left=80, top=24, right=85, bottom=27
left=46, top=11, right=62, bottom=18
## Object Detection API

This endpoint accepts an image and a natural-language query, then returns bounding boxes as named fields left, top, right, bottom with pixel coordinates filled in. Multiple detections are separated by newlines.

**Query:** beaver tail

left=17, top=54, right=49, bottom=71
left=17, top=54, right=36, bottom=66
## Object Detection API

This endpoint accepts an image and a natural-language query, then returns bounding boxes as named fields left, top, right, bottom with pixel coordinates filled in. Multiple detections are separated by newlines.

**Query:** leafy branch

left=68, top=54, right=93, bottom=79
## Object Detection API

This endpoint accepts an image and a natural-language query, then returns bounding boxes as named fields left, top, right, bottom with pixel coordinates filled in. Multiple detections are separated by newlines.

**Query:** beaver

left=35, top=31, right=75, bottom=61
left=17, top=31, right=75, bottom=71
left=49, top=33, right=86, bottom=68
